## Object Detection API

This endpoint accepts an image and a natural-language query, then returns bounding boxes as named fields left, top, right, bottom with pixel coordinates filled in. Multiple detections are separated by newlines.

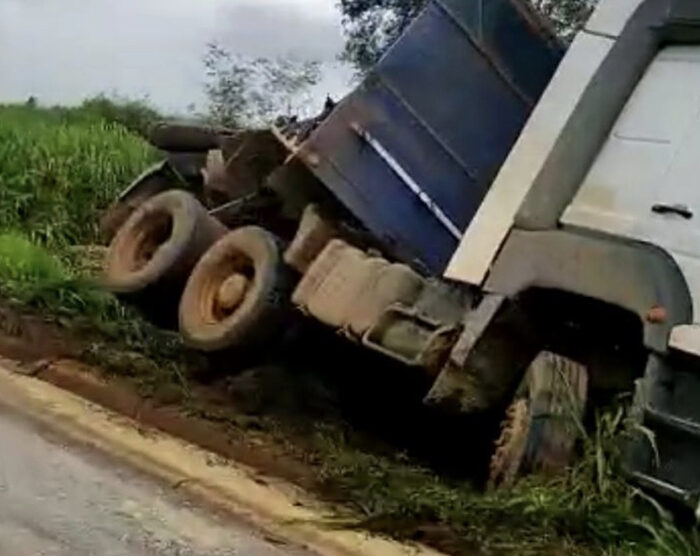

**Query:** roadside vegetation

left=0, top=101, right=196, bottom=395
left=317, top=411, right=700, bottom=556
left=0, top=101, right=157, bottom=245
left=0, top=101, right=698, bottom=556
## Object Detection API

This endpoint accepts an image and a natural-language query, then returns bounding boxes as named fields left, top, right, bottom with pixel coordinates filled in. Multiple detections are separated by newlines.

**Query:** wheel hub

left=217, top=273, right=250, bottom=312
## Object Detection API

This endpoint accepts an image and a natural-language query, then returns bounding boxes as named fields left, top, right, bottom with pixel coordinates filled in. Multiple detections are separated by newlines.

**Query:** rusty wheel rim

left=114, top=210, right=174, bottom=274
left=197, top=251, right=255, bottom=325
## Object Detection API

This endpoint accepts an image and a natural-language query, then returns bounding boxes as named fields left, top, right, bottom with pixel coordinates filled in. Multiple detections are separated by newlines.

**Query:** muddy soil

left=0, top=303, right=498, bottom=555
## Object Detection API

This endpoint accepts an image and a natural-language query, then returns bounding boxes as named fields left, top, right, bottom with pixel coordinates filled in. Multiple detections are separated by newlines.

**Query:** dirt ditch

left=0, top=301, right=500, bottom=555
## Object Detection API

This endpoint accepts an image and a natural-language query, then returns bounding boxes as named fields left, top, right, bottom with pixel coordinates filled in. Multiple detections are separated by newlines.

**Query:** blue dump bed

left=294, top=0, right=564, bottom=274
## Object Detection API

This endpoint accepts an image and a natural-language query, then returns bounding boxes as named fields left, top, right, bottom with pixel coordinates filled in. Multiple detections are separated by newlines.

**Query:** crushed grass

left=0, top=232, right=199, bottom=398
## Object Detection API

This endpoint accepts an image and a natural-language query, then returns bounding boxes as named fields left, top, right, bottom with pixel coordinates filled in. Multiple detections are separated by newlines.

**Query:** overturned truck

left=103, top=0, right=700, bottom=513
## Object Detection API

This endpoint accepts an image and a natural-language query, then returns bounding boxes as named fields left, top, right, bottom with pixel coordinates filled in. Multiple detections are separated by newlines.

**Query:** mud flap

left=99, top=161, right=177, bottom=242
left=115, top=160, right=172, bottom=203
left=423, top=294, right=541, bottom=414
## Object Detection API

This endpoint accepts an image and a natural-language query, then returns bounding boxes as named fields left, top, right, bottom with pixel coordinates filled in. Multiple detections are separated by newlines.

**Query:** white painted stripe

left=351, top=122, right=463, bottom=240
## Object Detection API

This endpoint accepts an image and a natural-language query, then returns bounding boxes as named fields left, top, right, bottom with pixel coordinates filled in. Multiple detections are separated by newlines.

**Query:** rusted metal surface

left=423, top=294, right=541, bottom=413
left=627, top=353, right=700, bottom=512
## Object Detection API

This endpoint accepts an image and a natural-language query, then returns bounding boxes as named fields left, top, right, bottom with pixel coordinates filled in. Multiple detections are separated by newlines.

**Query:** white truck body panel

left=562, top=46, right=700, bottom=321
left=445, top=0, right=700, bottom=355
left=444, top=30, right=614, bottom=285
left=584, top=0, right=644, bottom=37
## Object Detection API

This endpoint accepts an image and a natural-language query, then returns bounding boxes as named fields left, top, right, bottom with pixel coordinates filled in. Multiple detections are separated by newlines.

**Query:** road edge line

left=0, top=363, right=442, bottom=556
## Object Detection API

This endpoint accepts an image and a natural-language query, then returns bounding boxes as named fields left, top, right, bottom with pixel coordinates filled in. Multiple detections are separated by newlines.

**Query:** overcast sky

left=0, top=0, right=354, bottom=114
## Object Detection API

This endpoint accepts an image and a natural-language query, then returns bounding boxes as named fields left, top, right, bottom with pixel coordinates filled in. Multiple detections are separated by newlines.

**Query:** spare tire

left=149, top=122, right=232, bottom=152
left=103, top=190, right=226, bottom=295
left=179, top=226, right=293, bottom=352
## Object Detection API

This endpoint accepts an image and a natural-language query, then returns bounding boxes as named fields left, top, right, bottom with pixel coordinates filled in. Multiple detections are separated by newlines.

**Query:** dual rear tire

left=179, top=226, right=292, bottom=352
left=103, top=190, right=226, bottom=295
left=103, top=190, right=291, bottom=350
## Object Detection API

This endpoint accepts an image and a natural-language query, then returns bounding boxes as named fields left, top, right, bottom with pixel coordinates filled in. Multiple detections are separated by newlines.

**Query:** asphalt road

left=0, top=402, right=311, bottom=556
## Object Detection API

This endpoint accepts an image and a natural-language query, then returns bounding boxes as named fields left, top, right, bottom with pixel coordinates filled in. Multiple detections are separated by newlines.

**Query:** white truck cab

left=440, top=0, right=700, bottom=512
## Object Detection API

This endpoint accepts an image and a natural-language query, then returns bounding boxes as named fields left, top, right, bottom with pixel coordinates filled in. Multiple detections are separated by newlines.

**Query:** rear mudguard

left=100, top=161, right=183, bottom=242
left=116, top=160, right=173, bottom=204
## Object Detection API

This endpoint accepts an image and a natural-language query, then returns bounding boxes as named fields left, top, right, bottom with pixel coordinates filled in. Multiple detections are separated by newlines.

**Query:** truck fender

left=116, top=160, right=171, bottom=203
left=484, top=229, right=692, bottom=353
left=425, top=228, right=692, bottom=414
left=99, top=161, right=176, bottom=242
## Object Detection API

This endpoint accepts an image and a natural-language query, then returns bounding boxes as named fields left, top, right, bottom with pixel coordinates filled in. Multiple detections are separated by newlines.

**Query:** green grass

left=0, top=233, right=110, bottom=314
left=0, top=103, right=194, bottom=396
left=315, top=410, right=700, bottom=556
left=0, top=103, right=158, bottom=246
left=0, top=233, right=65, bottom=283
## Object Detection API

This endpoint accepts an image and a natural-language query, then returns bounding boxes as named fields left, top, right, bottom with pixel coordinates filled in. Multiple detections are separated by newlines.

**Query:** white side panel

left=444, top=32, right=614, bottom=285
left=564, top=47, right=700, bottom=320
left=585, top=0, right=644, bottom=38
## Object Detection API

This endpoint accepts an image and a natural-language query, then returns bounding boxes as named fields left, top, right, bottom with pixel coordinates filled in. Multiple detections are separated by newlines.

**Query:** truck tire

left=488, top=399, right=530, bottom=488
left=178, top=226, right=292, bottom=352
left=148, top=122, right=232, bottom=152
left=103, top=190, right=226, bottom=295
left=489, top=352, right=588, bottom=487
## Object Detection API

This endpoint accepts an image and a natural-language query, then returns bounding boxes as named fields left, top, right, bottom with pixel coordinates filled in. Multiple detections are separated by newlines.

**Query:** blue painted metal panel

left=376, top=2, right=531, bottom=190
left=299, top=96, right=460, bottom=272
left=297, top=0, right=564, bottom=274
left=438, top=0, right=563, bottom=102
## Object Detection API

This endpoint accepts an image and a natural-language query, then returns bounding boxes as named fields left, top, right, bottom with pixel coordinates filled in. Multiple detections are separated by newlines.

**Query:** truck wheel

left=103, top=190, right=226, bottom=295
left=178, top=226, right=292, bottom=352
left=489, top=352, right=588, bottom=488
left=148, top=122, right=231, bottom=152
left=488, top=398, right=531, bottom=488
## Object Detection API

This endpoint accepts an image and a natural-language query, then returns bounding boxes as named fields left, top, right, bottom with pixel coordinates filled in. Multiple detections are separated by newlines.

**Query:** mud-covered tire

left=103, top=190, right=226, bottom=295
left=489, top=399, right=531, bottom=488
left=489, top=352, right=588, bottom=488
left=179, top=226, right=293, bottom=352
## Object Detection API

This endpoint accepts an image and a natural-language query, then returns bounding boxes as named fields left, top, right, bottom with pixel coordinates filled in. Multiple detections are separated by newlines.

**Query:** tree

left=79, top=94, right=161, bottom=137
left=529, top=0, right=598, bottom=42
left=339, top=0, right=598, bottom=72
left=339, top=0, right=425, bottom=72
left=203, top=43, right=322, bottom=128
